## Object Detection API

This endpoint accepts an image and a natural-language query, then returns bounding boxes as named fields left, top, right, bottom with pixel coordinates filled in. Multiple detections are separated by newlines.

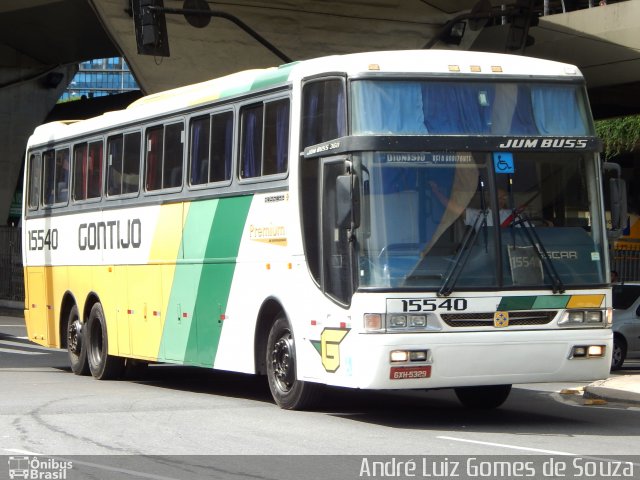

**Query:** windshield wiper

left=511, top=211, right=565, bottom=294
left=438, top=208, right=487, bottom=296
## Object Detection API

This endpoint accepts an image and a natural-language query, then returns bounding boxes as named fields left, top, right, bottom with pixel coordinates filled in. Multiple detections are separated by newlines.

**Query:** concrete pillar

left=0, top=63, right=77, bottom=225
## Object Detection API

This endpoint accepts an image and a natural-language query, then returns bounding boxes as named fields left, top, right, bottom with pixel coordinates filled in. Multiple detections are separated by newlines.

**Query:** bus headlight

left=389, top=315, right=407, bottom=328
left=363, top=313, right=441, bottom=332
left=558, top=310, right=604, bottom=327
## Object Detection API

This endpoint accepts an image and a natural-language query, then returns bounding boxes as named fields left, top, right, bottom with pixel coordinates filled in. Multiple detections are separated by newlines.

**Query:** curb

left=584, top=376, right=640, bottom=405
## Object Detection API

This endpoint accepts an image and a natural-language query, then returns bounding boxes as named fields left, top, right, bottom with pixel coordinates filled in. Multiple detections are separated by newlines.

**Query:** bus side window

left=263, top=99, right=289, bottom=176
left=87, top=141, right=103, bottom=199
left=146, top=126, right=163, bottom=191
left=107, top=134, right=124, bottom=196
left=210, top=111, right=233, bottom=183
left=190, top=116, right=210, bottom=186
left=54, top=148, right=69, bottom=204
left=240, top=103, right=263, bottom=179
left=73, top=143, right=88, bottom=201
left=123, top=131, right=141, bottom=194
left=108, top=132, right=140, bottom=196
left=42, top=150, right=55, bottom=206
left=300, top=78, right=346, bottom=149
left=27, top=153, right=42, bottom=210
left=164, top=122, right=184, bottom=189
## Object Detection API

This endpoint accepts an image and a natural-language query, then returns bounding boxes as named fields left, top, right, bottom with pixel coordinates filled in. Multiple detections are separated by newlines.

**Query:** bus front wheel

left=67, top=305, right=89, bottom=376
left=266, top=315, right=321, bottom=410
left=454, top=384, right=512, bottom=409
left=86, top=303, right=125, bottom=380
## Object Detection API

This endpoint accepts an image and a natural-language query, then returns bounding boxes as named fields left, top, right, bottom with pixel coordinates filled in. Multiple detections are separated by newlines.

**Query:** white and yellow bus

left=23, top=50, right=614, bottom=409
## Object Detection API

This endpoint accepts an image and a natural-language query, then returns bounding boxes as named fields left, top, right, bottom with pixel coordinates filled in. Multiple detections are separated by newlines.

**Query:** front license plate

left=390, top=366, right=431, bottom=380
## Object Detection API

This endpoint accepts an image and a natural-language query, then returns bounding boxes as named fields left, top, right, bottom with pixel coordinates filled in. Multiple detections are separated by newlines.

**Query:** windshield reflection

left=355, top=151, right=605, bottom=291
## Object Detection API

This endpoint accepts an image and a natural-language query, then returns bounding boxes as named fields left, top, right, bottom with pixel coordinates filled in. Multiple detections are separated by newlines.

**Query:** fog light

left=390, top=350, right=409, bottom=363
left=364, top=313, right=383, bottom=331
left=572, top=346, right=587, bottom=357
left=587, top=345, right=604, bottom=357
left=409, top=350, right=427, bottom=362
left=570, top=345, right=606, bottom=359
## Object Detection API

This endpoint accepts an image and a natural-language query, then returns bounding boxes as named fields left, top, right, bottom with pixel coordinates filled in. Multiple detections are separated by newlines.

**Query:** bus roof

left=28, top=50, right=584, bottom=146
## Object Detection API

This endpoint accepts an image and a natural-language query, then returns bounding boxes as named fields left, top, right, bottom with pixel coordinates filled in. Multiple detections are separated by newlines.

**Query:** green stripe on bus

left=249, top=63, right=297, bottom=91
left=160, top=196, right=253, bottom=366
left=498, top=295, right=572, bottom=311
left=497, top=296, right=537, bottom=311
left=532, top=295, right=571, bottom=309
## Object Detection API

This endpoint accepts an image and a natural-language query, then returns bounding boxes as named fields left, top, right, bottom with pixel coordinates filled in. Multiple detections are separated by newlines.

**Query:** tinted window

left=28, top=153, right=42, bottom=210
left=240, top=99, right=289, bottom=179
left=42, top=148, right=70, bottom=206
left=612, top=285, right=640, bottom=310
left=73, top=141, right=103, bottom=201
left=146, top=123, right=184, bottom=191
left=190, top=111, right=234, bottom=186
left=240, top=103, right=263, bottom=179
left=301, top=79, right=346, bottom=149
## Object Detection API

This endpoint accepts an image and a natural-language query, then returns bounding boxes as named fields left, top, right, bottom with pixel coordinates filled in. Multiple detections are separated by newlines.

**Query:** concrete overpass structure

left=1, top=0, right=640, bottom=225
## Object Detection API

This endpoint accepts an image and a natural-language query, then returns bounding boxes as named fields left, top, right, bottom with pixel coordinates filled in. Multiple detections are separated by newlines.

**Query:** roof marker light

left=491, top=66, right=503, bottom=73
left=368, top=64, right=380, bottom=71
left=448, top=65, right=461, bottom=72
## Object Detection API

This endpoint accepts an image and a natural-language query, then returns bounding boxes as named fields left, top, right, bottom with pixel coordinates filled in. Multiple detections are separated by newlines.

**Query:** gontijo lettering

left=78, top=219, right=142, bottom=250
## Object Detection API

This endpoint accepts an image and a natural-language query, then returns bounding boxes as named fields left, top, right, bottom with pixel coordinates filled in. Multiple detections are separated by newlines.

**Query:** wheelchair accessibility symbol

left=493, top=152, right=514, bottom=174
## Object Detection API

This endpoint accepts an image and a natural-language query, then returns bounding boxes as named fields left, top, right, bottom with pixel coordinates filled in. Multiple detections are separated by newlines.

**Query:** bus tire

left=266, top=315, right=322, bottom=410
left=454, top=384, right=512, bottom=409
left=67, top=304, right=89, bottom=376
left=611, top=335, right=626, bottom=371
left=86, top=303, right=125, bottom=380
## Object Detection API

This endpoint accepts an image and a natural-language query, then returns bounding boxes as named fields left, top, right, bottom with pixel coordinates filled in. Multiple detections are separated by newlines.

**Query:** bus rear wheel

left=86, top=303, right=125, bottom=380
left=67, top=305, right=89, bottom=376
left=266, top=315, right=321, bottom=410
left=454, top=384, right=512, bottom=409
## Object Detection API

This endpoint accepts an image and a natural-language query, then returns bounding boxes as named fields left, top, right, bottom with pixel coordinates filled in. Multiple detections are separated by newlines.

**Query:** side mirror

left=603, top=162, right=628, bottom=239
left=335, top=173, right=361, bottom=230
left=609, top=177, right=628, bottom=232
left=336, top=175, right=352, bottom=229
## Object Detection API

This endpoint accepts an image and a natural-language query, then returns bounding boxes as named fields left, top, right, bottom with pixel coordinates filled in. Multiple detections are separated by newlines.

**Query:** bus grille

left=440, top=310, right=557, bottom=327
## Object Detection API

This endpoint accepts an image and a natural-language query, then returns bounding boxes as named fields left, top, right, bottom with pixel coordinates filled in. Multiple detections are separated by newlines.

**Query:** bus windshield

left=351, top=80, right=593, bottom=136
left=354, top=151, right=606, bottom=290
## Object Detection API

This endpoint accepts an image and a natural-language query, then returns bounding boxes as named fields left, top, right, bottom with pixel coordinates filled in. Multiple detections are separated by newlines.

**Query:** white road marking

left=0, top=347, right=46, bottom=356
left=0, top=339, right=58, bottom=351
left=438, top=436, right=640, bottom=466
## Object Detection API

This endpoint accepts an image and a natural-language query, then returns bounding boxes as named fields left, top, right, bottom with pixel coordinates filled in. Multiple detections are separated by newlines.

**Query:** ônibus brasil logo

left=8, top=456, right=72, bottom=479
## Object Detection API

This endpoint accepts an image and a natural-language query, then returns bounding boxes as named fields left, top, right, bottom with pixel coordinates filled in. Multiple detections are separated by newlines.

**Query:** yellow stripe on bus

left=566, top=294, right=605, bottom=309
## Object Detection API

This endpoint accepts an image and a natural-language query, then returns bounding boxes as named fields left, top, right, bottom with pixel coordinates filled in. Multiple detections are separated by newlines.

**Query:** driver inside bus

left=464, top=188, right=514, bottom=228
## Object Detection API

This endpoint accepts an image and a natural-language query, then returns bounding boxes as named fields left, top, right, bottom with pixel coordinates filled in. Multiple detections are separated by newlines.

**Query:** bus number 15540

left=28, top=228, right=58, bottom=251
left=400, top=298, right=467, bottom=312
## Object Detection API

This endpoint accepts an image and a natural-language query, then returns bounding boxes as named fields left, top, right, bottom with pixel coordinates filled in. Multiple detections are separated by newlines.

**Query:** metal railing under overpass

left=0, top=227, right=23, bottom=306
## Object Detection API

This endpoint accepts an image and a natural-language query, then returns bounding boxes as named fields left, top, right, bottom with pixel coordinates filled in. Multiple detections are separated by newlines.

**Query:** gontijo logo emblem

left=310, top=328, right=350, bottom=372
left=494, top=311, right=509, bottom=328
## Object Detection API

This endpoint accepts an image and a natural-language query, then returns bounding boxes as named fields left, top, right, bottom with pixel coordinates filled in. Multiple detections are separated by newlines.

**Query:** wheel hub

left=68, top=319, right=82, bottom=355
left=271, top=334, right=295, bottom=391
